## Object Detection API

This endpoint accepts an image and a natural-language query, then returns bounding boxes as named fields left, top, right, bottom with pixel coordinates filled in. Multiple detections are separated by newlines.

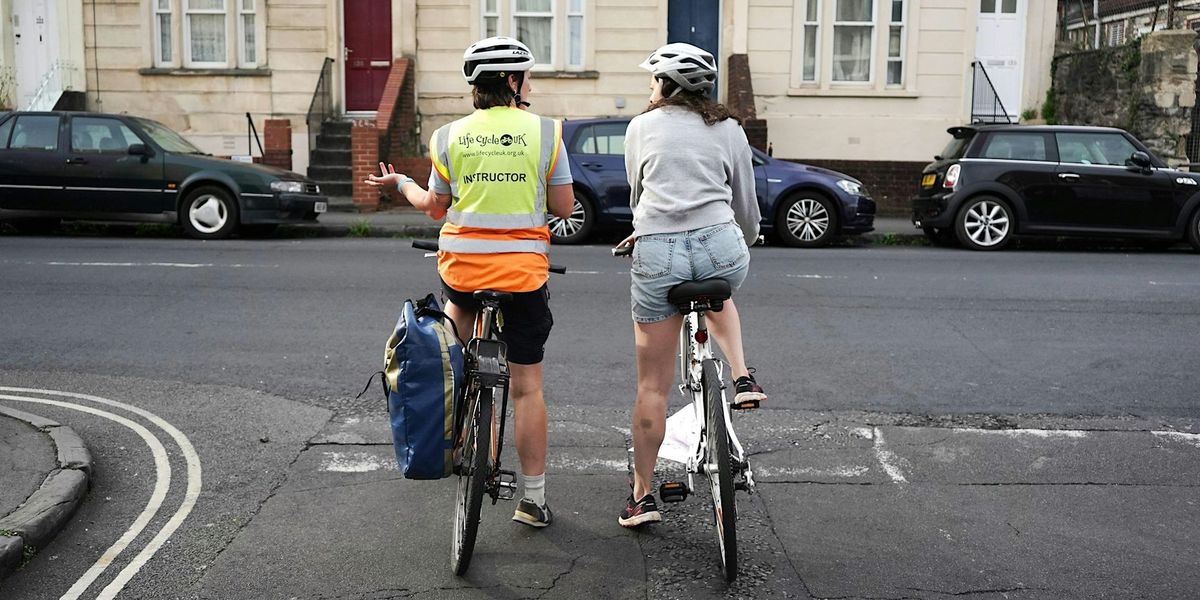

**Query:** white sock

left=523, top=473, right=546, bottom=506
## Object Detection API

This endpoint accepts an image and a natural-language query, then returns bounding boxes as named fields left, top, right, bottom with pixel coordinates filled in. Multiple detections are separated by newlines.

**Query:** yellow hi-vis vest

left=430, top=107, right=562, bottom=293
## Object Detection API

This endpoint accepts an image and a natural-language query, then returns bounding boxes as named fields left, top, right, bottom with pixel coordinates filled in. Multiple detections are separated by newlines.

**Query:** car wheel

left=922, top=226, right=958, bottom=247
left=955, top=196, right=1014, bottom=251
left=181, top=186, right=239, bottom=240
left=548, top=192, right=594, bottom=245
left=1188, top=207, right=1200, bottom=252
left=776, top=193, right=838, bottom=248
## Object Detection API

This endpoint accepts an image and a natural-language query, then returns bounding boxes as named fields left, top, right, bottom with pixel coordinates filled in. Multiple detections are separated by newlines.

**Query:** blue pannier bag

left=383, top=293, right=465, bottom=480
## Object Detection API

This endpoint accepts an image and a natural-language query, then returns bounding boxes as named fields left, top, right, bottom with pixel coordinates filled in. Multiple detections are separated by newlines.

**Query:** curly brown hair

left=644, top=89, right=740, bottom=126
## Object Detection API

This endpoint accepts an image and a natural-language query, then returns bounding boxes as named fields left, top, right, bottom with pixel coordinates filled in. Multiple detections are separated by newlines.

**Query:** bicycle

left=412, top=240, right=565, bottom=575
left=613, top=243, right=758, bottom=582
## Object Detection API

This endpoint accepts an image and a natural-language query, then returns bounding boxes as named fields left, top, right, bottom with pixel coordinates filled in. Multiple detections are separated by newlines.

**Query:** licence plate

left=921, top=174, right=937, bottom=188
left=314, top=201, right=328, bottom=214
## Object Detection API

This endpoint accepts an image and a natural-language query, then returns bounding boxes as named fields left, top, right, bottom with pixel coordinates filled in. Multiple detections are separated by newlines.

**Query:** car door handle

left=1057, top=173, right=1080, bottom=180
left=580, top=162, right=604, bottom=170
left=66, top=157, right=87, bottom=165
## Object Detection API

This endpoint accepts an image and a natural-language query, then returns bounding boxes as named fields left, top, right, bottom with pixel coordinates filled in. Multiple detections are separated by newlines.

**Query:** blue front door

left=667, top=0, right=720, bottom=96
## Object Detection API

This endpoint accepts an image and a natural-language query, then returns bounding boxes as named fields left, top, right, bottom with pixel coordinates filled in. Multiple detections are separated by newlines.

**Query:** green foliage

left=1021, top=108, right=1038, bottom=122
left=347, top=219, right=372, bottom=237
left=1042, top=88, right=1058, bottom=125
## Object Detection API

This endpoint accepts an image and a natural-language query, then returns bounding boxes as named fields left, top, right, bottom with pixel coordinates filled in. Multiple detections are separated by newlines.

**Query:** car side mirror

left=128, top=143, right=150, bottom=156
left=1130, top=151, right=1152, bottom=169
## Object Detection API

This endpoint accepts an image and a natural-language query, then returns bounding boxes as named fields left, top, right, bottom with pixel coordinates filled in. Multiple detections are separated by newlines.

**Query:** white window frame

left=481, top=0, right=500, bottom=39
left=798, top=0, right=820, bottom=84
left=153, top=0, right=176, bottom=67
left=885, top=0, right=905, bottom=87
left=566, top=0, right=584, bottom=69
left=183, top=0, right=229, bottom=69
left=831, top=0, right=875, bottom=84
left=511, top=0, right=557, bottom=71
left=481, top=0, right=586, bottom=71
left=237, top=0, right=257, bottom=68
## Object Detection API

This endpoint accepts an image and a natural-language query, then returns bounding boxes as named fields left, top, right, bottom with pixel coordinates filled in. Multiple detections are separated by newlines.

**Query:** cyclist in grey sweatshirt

left=615, top=43, right=767, bottom=528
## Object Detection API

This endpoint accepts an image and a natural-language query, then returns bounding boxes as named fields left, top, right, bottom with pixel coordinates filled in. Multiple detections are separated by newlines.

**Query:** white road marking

left=0, top=387, right=203, bottom=600
left=321, top=451, right=397, bottom=472
left=37, top=262, right=273, bottom=269
left=1153, top=431, right=1200, bottom=448
left=547, top=456, right=628, bottom=472
left=755, top=465, right=871, bottom=478
left=785, top=274, right=847, bottom=280
left=953, top=428, right=1088, bottom=439
left=0, top=393, right=171, bottom=600
left=872, top=427, right=908, bottom=484
left=1149, top=281, right=1200, bottom=287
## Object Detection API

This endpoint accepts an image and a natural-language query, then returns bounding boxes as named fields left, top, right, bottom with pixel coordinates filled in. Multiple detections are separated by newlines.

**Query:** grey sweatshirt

left=625, top=106, right=761, bottom=245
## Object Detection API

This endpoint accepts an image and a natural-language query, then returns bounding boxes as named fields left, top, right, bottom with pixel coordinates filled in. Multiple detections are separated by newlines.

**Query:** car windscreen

left=133, top=117, right=204, bottom=154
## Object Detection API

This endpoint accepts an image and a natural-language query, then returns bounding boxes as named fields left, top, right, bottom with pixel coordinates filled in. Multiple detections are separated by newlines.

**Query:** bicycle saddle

left=668, top=278, right=731, bottom=307
left=473, top=290, right=513, bottom=303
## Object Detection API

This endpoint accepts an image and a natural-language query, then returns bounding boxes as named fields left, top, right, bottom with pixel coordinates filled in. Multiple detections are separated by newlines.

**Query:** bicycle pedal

left=730, top=399, right=760, bottom=410
left=658, top=481, right=689, bottom=503
left=494, top=469, right=518, bottom=501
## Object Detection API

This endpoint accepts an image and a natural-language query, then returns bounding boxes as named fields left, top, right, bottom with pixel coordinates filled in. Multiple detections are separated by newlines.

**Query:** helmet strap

left=511, top=72, right=531, bottom=108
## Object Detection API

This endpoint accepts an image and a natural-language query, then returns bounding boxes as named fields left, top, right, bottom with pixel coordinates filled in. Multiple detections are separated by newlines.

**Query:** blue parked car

left=550, top=117, right=876, bottom=246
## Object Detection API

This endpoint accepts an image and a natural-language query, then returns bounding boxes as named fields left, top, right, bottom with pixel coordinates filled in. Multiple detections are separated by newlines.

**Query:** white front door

left=12, top=0, right=58, bottom=110
left=976, top=0, right=1025, bottom=120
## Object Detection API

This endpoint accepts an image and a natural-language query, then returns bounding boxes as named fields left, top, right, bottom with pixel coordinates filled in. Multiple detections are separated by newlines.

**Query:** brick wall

left=378, top=58, right=420, bottom=162
left=725, top=53, right=768, bottom=153
left=787, top=159, right=927, bottom=217
left=351, top=121, right=383, bottom=210
left=262, top=119, right=292, bottom=172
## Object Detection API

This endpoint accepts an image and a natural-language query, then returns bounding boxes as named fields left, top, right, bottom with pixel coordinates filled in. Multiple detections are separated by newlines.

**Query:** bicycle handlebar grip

left=549, top=265, right=567, bottom=274
left=412, top=240, right=439, bottom=251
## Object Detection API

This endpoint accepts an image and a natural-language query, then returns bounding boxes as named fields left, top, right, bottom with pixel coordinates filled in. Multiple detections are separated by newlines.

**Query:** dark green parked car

left=0, top=111, right=327, bottom=238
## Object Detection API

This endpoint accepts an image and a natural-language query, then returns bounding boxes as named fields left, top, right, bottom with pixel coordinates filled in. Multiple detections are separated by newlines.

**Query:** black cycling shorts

left=441, top=279, right=553, bottom=365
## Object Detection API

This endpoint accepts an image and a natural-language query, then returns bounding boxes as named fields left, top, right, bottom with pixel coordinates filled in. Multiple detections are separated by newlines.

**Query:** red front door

left=344, top=0, right=392, bottom=112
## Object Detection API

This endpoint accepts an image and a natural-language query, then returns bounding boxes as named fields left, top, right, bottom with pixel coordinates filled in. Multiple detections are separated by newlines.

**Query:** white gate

left=976, top=0, right=1026, bottom=120
left=12, top=0, right=59, bottom=109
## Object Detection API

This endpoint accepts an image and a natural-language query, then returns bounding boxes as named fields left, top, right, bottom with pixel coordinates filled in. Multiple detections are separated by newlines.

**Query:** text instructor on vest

left=366, top=37, right=574, bottom=528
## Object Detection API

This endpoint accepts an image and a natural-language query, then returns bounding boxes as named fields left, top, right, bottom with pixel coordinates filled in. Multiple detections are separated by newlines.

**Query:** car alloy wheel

left=548, top=193, right=594, bottom=245
left=1188, top=207, right=1200, bottom=252
left=181, top=186, right=239, bottom=239
left=956, top=196, right=1013, bottom=251
left=777, top=194, right=837, bottom=248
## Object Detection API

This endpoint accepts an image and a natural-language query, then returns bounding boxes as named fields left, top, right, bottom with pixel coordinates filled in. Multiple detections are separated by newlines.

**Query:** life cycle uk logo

left=458, top=132, right=528, bottom=149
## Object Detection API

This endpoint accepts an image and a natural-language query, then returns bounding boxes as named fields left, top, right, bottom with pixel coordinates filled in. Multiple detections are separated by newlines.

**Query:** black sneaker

left=734, top=368, right=767, bottom=404
left=512, top=498, right=553, bottom=528
left=618, top=494, right=662, bottom=528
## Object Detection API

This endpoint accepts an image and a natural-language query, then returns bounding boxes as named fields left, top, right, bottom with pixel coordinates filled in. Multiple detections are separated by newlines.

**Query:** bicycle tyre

left=702, top=359, right=738, bottom=581
left=451, top=387, right=493, bottom=576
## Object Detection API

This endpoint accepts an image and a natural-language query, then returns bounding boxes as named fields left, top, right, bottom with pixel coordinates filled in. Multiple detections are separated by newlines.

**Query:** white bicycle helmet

left=463, top=36, right=535, bottom=85
left=638, top=43, right=718, bottom=96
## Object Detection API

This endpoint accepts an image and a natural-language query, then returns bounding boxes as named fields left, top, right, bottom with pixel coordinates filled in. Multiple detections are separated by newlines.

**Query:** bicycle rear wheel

left=451, top=387, right=493, bottom=575
left=702, top=359, right=737, bottom=581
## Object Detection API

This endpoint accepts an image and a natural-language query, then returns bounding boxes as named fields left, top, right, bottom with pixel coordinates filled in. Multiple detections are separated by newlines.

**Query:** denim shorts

left=630, top=221, right=750, bottom=324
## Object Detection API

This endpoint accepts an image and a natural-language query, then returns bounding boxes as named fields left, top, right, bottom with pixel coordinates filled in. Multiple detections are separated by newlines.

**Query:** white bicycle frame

left=679, top=308, right=755, bottom=495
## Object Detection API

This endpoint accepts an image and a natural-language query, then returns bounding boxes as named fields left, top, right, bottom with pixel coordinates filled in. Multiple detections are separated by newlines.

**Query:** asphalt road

left=1, top=236, right=1198, bottom=599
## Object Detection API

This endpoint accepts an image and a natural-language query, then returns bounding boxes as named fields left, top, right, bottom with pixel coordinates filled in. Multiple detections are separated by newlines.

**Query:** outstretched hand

left=364, top=162, right=406, bottom=188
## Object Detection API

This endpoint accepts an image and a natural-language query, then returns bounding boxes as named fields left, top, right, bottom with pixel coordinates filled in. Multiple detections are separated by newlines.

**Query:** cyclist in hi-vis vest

left=366, top=36, right=574, bottom=528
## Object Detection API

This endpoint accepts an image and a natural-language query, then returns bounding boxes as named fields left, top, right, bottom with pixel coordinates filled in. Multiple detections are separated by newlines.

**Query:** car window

left=939, top=132, right=974, bottom=160
left=9, top=115, right=60, bottom=151
left=571, top=123, right=627, bottom=156
left=71, top=117, right=142, bottom=152
left=0, top=116, right=13, bottom=149
left=132, top=117, right=204, bottom=154
left=1055, top=132, right=1138, bottom=166
left=979, top=132, right=1047, bottom=161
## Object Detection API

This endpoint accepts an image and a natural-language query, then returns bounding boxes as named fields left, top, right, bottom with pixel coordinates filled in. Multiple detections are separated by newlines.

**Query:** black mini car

left=0, top=111, right=327, bottom=238
left=912, top=124, right=1200, bottom=251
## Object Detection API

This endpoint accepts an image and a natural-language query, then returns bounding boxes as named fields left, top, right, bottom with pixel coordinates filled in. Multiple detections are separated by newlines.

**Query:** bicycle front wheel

left=451, top=387, right=493, bottom=576
left=702, top=359, right=738, bottom=581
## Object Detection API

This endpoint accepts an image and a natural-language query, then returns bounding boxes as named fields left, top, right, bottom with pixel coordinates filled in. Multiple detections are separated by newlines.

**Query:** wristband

left=396, top=176, right=415, bottom=191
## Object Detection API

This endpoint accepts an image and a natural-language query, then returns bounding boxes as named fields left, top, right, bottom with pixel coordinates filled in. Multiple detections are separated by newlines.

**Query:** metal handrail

left=23, top=61, right=77, bottom=112
left=246, top=112, right=264, bottom=157
left=970, top=60, right=1013, bottom=125
left=306, top=58, right=335, bottom=166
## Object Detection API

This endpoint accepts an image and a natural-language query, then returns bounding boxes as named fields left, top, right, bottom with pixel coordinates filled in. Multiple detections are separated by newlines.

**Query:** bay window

left=151, top=0, right=263, bottom=70
left=482, top=0, right=588, bottom=71
left=791, top=0, right=911, bottom=91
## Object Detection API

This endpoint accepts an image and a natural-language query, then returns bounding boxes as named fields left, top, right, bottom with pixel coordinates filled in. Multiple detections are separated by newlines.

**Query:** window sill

left=138, top=67, right=272, bottom=77
left=530, top=70, right=599, bottom=79
left=787, top=87, right=919, bottom=98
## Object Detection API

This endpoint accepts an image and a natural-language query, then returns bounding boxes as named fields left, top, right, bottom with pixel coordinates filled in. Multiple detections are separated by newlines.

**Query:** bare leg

left=508, top=362, right=547, bottom=477
left=631, top=314, right=683, bottom=500
left=443, top=300, right=476, bottom=348
left=706, top=298, right=749, bottom=379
